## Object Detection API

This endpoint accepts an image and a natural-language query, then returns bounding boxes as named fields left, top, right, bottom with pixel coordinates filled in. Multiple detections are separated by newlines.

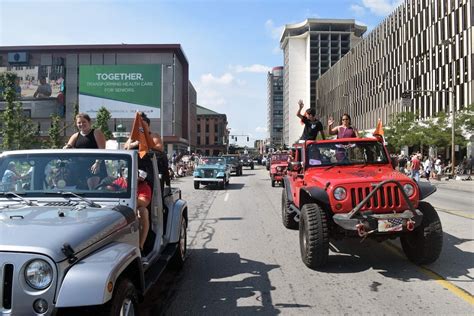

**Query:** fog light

left=33, top=299, right=48, bottom=314
left=335, top=203, right=342, bottom=210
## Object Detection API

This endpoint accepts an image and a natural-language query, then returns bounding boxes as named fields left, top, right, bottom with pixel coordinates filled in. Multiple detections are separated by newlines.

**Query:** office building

left=280, top=19, right=366, bottom=145
left=267, top=66, right=284, bottom=148
left=0, top=44, right=196, bottom=153
left=316, top=0, right=473, bottom=132
left=196, top=105, right=229, bottom=156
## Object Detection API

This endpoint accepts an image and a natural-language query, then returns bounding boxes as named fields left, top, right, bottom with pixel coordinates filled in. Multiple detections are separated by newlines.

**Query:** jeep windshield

left=306, top=141, right=389, bottom=167
left=224, top=156, right=239, bottom=164
left=271, top=154, right=289, bottom=163
left=0, top=151, right=132, bottom=198
left=200, top=157, right=226, bottom=165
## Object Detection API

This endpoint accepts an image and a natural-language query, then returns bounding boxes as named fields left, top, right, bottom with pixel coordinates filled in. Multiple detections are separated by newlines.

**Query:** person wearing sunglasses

left=328, top=113, right=359, bottom=139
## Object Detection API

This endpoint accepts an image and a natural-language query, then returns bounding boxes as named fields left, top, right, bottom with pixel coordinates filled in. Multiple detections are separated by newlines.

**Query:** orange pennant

left=130, top=112, right=156, bottom=158
left=373, top=118, right=384, bottom=136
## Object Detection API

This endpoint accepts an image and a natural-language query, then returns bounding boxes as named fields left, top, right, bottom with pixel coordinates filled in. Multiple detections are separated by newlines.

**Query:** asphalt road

left=140, top=166, right=474, bottom=315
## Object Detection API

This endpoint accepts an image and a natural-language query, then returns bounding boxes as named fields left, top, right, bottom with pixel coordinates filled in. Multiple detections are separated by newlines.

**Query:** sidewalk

left=418, top=176, right=474, bottom=193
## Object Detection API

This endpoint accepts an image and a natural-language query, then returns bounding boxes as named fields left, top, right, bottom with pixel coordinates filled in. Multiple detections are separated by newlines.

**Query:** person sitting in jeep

left=136, top=169, right=152, bottom=252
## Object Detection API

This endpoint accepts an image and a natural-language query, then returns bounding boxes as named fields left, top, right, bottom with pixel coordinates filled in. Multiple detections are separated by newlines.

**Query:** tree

left=0, top=73, right=39, bottom=150
left=384, top=111, right=420, bottom=151
left=47, top=114, right=62, bottom=149
left=93, top=106, right=113, bottom=140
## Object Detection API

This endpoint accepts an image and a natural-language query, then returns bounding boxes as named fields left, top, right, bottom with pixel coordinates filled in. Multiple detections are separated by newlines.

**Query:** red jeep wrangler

left=270, top=152, right=290, bottom=187
left=282, top=138, right=442, bottom=269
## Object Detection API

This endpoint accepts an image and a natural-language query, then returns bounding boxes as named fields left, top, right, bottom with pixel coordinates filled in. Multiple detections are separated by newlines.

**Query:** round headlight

left=25, top=260, right=53, bottom=290
left=403, top=183, right=415, bottom=196
left=333, top=187, right=347, bottom=200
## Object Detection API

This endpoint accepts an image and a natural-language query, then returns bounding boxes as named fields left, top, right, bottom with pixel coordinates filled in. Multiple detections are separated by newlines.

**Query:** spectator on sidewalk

left=411, top=153, right=421, bottom=182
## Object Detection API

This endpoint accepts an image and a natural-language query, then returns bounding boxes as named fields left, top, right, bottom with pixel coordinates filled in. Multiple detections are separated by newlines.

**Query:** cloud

left=265, top=19, right=284, bottom=40
left=200, top=73, right=234, bottom=85
left=255, top=126, right=267, bottom=133
left=350, top=4, right=366, bottom=16
left=230, top=64, right=272, bottom=73
left=361, top=0, right=403, bottom=16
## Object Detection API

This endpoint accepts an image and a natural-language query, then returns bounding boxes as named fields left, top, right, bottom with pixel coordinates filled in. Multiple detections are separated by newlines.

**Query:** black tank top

left=74, top=129, right=98, bottom=148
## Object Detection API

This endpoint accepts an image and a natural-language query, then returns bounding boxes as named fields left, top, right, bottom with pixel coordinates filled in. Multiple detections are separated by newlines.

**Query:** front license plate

left=378, top=218, right=404, bottom=232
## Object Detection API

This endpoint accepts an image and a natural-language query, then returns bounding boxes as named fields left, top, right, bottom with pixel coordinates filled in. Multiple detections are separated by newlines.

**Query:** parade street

left=140, top=166, right=474, bottom=315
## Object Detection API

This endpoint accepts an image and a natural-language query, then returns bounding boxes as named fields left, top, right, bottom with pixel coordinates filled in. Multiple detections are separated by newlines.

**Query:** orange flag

left=130, top=112, right=155, bottom=158
left=373, top=118, right=384, bottom=136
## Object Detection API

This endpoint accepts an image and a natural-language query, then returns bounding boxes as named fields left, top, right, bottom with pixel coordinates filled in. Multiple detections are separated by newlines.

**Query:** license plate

left=378, top=218, right=404, bottom=232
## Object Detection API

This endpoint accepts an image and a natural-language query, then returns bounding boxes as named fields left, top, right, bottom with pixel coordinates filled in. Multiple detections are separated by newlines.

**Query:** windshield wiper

left=61, top=192, right=101, bottom=208
left=1, top=192, right=35, bottom=206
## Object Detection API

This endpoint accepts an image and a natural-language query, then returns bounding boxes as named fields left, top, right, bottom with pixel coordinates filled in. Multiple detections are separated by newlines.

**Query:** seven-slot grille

left=350, top=183, right=402, bottom=210
left=2, top=264, right=13, bottom=310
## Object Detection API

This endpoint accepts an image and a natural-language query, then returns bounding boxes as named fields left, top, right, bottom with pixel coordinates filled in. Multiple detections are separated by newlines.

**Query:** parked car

left=223, top=154, right=243, bottom=176
left=282, top=138, right=442, bottom=269
left=193, top=156, right=230, bottom=189
left=269, top=152, right=289, bottom=187
left=240, top=155, right=254, bottom=170
left=0, top=149, right=188, bottom=315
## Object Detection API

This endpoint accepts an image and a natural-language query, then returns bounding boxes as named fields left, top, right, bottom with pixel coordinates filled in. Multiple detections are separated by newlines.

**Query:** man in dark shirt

left=296, top=99, right=325, bottom=141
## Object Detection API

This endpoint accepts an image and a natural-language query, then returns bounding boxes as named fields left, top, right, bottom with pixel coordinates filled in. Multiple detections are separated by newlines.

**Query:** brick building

left=196, top=105, right=228, bottom=156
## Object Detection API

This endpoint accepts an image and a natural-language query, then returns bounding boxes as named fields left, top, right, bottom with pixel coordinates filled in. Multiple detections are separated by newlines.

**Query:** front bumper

left=194, top=178, right=224, bottom=182
left=332, top=179, right=422, bottom=236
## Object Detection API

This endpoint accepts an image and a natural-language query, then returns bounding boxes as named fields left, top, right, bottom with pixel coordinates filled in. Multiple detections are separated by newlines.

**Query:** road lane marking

left=436, top=208, right=474, bottom=220
left=224, top=193, right=229, bottom=202
left=384, top=241, right=474, bottom=305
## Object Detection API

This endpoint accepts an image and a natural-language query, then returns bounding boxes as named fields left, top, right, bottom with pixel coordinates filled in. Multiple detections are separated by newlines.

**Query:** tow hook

left=356, top=223, right=367, bottom=237
left=406, top=219, right=415, bottom=231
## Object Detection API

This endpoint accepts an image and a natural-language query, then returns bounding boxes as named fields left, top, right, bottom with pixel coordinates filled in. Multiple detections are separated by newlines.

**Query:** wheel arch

left=417, top=181, right=437, bottom=200
left=300, top=187, right=329, bottom=208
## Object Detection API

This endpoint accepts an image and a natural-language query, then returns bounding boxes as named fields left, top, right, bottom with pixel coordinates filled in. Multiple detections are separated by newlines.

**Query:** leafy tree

left=384, top=111, right=420, bottom=151
left=93, top=106, right=113, bottom=140
left=47, top=114, right=62, bottom=148
left=0, top=73, right=38, bottom=150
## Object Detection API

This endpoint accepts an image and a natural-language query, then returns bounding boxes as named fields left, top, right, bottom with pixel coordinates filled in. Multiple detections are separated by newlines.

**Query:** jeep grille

left=350, top=184, right=401, bottom=210
left=204, top=170, right=214, bottom=178
left=2, top=264, right=13, bottom=309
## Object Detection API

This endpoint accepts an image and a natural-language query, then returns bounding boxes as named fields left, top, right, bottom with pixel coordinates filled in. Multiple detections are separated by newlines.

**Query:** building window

left=214, top=135, right=218, bottom=143
left=206, top=125, right=209, bottom=133
left=214, top=125, right=218, bottom=133
left=197, top=124, right=201, bottom=133
left=197, top=136, right=200, bottom=145
left=205, top=136, right=209, bottom=145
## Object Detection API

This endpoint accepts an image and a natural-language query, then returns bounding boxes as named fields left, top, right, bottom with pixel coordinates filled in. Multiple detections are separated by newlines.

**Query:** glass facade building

left=267, top=66, right=284, bottom=148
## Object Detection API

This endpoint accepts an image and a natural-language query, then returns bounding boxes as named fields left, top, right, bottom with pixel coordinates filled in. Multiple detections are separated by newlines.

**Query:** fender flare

left=55, top=242, right=141, bottom=308
left=167, top=199, right=188, bottom=243
left=283, top=176, right=294, bottom=203
left=417, top=181, right=437, bottom=200
left=301, top=187, right=329, bottom=205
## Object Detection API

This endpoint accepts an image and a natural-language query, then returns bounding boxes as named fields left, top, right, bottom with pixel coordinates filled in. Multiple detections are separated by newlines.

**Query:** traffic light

left=247, top=137, right=249, bottom=141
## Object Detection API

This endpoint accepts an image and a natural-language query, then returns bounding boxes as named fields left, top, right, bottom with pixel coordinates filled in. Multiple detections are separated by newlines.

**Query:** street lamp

left=441, top=39, right=456, bottom=179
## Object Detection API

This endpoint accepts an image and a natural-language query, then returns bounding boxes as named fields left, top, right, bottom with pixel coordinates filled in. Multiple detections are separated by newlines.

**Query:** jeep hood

left=0, top=205, right=133, bottom=262
left=309, top=166, right=411, bottom=187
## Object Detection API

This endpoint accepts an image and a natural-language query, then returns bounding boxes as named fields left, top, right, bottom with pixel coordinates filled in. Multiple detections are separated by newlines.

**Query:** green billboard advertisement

left=79, top=64, right=161, bottom=118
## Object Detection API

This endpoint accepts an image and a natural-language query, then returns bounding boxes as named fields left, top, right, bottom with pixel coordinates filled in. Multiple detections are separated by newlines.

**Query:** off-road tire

left=271, top=179, right=275, bottom=187
left=194, top=181, right=199, bottom=189
left=299, top=203, right=329, bottom=269
left=99, top=278, right=138, bottom=316
left=282, top=189, right=298, bottom=230
left=251, top=165, right=254, bottom=170
left=170, top=216, right=187, bottom=270
left=400, top=201, right=443, bottom=264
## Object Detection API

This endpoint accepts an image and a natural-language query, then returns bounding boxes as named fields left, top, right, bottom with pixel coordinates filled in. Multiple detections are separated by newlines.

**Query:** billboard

left=79, top=64, right=161, bottom=118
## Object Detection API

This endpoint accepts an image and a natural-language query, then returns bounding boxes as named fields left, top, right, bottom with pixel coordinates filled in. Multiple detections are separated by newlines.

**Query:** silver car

left=0, top=149, right=187, bottom=315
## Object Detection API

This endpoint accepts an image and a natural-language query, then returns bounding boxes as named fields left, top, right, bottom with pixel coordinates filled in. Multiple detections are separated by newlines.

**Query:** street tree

left=0, top=72, right=38, bottom=150
left=93, top=106, right=113, bottom=140
left=47, top=114, right=62, bottom=149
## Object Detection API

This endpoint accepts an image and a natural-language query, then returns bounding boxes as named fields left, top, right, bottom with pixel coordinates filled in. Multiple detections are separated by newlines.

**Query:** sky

left=0, top=0, right=403, bottom=146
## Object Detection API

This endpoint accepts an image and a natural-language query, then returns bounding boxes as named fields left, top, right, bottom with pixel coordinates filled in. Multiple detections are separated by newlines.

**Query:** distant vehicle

left=222, top=154, right=243, bottom=176
left=240, top=155, right=254, bottom=170
left=269, top=152, right=289, bottom=187
left=0, top=149, right=188, bottom=315
left=193, top=156, right=230, bottom=189
left=283, top=138, right=442, bottom=270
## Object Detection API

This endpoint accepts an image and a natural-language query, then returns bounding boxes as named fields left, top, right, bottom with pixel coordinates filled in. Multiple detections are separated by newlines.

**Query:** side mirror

left=390, top=156, right=398, bottom=170
left=288, top=161, right=302, bottom=172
